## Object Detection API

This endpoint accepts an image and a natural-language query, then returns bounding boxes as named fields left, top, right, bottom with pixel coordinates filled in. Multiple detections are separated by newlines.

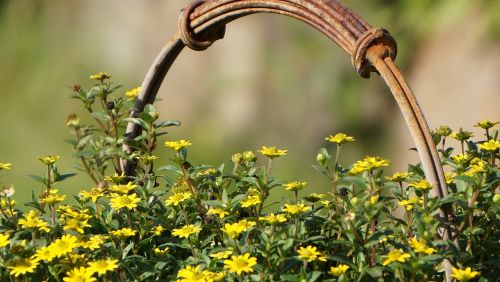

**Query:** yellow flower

left=136, top=155, right=158, bottom=163
left=32, top=246, right=56, bottom=262
left=87, top=258, right=119, bottom=276
left=165, top=192, right=192, bottom=206
left=260, top=213, right=287, bottom=224
left=207, top=208, right=229, bottom=219
left=382, top=249, right=411, bottom=266
left=451, top=267, right=480, bottom=281
left=165, top=139, right=192, bottom=151
left=125, top=87, right=141, bottom=101
left=8, top=258, right=39, bottom=277
left=474, top=119, right=498, bottom=130
left=154, top=247, right=169, bottom=256
left=242, top=150, right=257, bottom=162
left=0, top=162, right=12, bottom=170
left=409, top=179, right=433, bottom=191
left=452, top=154, right=471, bottom=165
left=409, top=237, right=436, bottom=254
left=398, top=197, right=422, bottom=211
left=479, top=139, right=500, bottom=152
left=283, top=203, right=310, bottom=215
left=297, top=245, right=327, bottom=262
left=436, top=125, right=452, bottom=137
left=210, top=250, right=233, bottom=260
left=221, top=223, right=245, bottom=239
left=463, top=158, right=487, bottom=177
left=237, top=219, right=256, bottom=229
left=259, top=146, right=288, bottom=159
left=152, top=225, right=165, bottom=236
left=369, top=195, right=379, bottom=205
left=89, top=72, right=111, bottom=81
left=445, top=172, right=456, bottom=185
left=349, top=156, right=390, bottom=175
left=283, top=181, right=307, bottom=192
left=224, top=253, right=257, bottom=275
left=325, top=133, right=355, bottom=145
left=38, top=155, right=60, bottom=165
left=79, top=187, right=105, bottom=203
left=110, top=193, right=141, bottom=210
left=241, top=194, right=261, bottom=208
left=49, top=235, right=79, bottom=258
left=0, top=233, right=10, bottom=248
left=104, top=173, right=126, bottom=184
left=42, top=190, right=67, bottom=205
left=63, top=218, right=91, bottom=234
left=80, top=235, right=105, bottom=250
left=63, top=267, right=96, bottom=282
left=386, top=172, right=412, bottom=182
left=329, top=264, right=349, bottom=277
left=303, top=193, right=326, bottom=203
left=109, top=182, right=137, bottom=194
left=110, top=228, right=136, bottom=238
left=18, top=210, right=51, bottom=233
left=66, top=114, right=80, bottom=127
left=177, top=265, right=213, bottom=282
left=172, top=225, right=202, bottom=238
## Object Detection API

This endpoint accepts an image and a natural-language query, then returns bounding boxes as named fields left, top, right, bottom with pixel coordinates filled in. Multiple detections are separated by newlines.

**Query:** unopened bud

left=232, top=153, right=242, bottom=164
left=242, top=151, right=257, bottom=162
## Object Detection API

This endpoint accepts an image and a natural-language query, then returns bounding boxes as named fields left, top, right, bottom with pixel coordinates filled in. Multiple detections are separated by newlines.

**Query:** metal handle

left=120, top=2, right=456, bottom=276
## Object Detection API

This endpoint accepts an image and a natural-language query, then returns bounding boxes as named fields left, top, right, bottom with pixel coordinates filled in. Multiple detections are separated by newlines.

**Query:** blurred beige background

left=0, top=0, right=498, bottom=204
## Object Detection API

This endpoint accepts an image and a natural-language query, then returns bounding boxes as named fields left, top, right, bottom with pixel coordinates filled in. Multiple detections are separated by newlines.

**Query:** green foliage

left=0, top=75, right=498, bottom=281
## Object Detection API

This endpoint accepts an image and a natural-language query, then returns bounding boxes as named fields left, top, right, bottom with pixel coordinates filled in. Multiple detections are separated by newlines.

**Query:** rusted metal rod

left=121, top=1, right=456, bottom=279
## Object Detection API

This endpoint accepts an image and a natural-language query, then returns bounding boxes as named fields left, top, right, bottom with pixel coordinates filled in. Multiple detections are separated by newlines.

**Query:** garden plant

left=0, top=0, right=499, bottom=281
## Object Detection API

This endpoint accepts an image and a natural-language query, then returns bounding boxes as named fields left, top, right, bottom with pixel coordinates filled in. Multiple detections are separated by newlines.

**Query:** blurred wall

left=0, top=0, right=498, bottom=205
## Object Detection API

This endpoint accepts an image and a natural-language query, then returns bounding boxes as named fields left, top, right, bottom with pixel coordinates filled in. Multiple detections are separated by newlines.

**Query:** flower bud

left=231, top=153, right=242, bottom=164
left=242, top=151, right=256, bottom=162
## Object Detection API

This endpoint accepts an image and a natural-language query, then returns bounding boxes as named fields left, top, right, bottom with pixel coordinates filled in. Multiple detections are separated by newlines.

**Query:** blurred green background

left=1, top=0, right=499, bottom=206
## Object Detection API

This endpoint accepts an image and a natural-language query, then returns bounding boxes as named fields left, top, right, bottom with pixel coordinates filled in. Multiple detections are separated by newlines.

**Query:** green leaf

left=91, top=111, right=111, bottom=122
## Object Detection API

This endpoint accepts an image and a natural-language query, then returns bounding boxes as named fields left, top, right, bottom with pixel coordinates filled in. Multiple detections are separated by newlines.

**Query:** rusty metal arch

left=121, top=1, right=456, bottom=277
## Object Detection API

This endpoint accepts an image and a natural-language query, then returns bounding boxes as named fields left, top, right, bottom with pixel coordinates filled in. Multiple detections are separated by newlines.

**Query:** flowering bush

left=0, top=74, right=498, bottom=281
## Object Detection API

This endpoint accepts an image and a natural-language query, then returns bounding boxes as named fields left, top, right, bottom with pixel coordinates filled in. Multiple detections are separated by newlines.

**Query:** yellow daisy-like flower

left=463, top=158, right=487, bottom=176
left=165, top=140, right=192, bottom=151
left=409, top=179, right=433, bottom=191
left=349, top=156, right=390, bottom=175
left=79, top=187, right=105, bottom=203
left=0, top=162, right=12, bottom=170
left=87, top=258, right=119, bottom=276
left=409, top=237, right=437, bottom=254
left=260, top=213, right=287, bottom=224
left=282, top=203, right=310, bottom=215
left=210, top=250, right=233, bottom=260
left=283, top=181, right=307, bottom=192
left=398, top=197, right=422, bottom=211
left=110, top=193, right=141, bottom=210
left=479, top=139, right=500, bottom=152
left=49, top=235, right=79, bottom=258
left=32, top=246, right=56, bottom=262
left=241, top=194, right=261, bottom=208
left=445, top=172, right=456, bottom=185
left=42, top=190, right=67, bottom=205
left=109, top=182, right=137, bottom=194
left=207, top=208, right=229, bottom=219
left=325, top=133, right=355, bottom=145
left=177, top=265, right=213, bottom=282
left=172, top=225, right=202, bottom=238
left=165, top=192, right=192, bottom=206
left=38, top=155, right=60, bottom=165
left=474, top=119, right=498, bottom=130
left=110, top=228, right=136, bottom=238
left=8, top=258, right=39, bottom=277
left=221, top=223, right=245, bottom=239
left=382, top=249, right=411, bottom=266
left=18, top=210, right=51, bottom=233
left=89, top=72, right=111, bottom=81
left=303, top=193, right=326, bottom=203
left=224, top=253, right=257, bottom=275
left=63, top=218, right=91, bottom=234
left=152, top=225, right=165, bottom=236
left=0, top=233, right=10, bottom=248
left=451, top=267, right=480, bottom=281
left=297, top=245, right=327, bottom=262
left=329, top=264, right=349, bottom=277
left=125, top=87, right=141, bottom=101
left=237, top=219, right=256, bottom=229
left=386, top=172, right=412, bottom=182
left=259, top=146, right=288, bottom=159
left=79, top=235, right=105, bottom=250
left=452, top=154, right=471, bottom=165
left=63, top=266, right=96, bottom=282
